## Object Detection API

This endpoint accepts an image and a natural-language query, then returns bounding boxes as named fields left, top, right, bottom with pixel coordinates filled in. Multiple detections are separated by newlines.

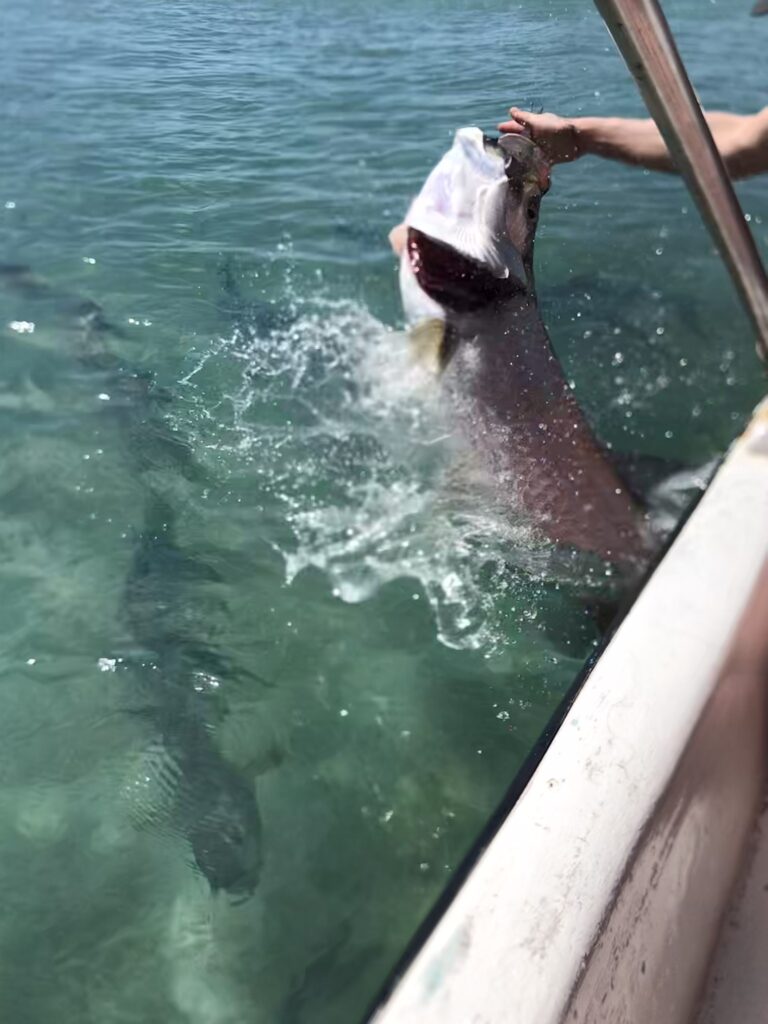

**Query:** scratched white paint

left=371, top=398, right=768, bottom=1024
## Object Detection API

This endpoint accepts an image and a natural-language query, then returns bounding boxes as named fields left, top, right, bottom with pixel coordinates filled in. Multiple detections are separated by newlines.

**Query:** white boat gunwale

left=367, top=400, right=768, bottom=1024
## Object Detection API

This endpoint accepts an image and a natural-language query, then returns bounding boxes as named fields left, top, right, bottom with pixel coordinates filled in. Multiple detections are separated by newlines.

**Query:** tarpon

left=0, top=264, right=265, bottom=896
left=397, top=129, right=651, bottom=572
left=123, top=495, right=264, bottom=897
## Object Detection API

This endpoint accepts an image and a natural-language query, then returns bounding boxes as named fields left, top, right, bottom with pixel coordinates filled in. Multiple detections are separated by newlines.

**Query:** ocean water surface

left=1, top=0, right=767, bottom=1021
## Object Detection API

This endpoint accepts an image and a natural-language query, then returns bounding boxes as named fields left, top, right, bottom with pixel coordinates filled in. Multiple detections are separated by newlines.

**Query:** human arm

left=498, top=106, right=768, bottom=179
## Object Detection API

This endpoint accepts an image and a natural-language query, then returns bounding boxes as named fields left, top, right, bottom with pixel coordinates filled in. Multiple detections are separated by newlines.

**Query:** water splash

left=179, top=291, right=555, bottom=653
left=182, top=287, right=708, bottom=655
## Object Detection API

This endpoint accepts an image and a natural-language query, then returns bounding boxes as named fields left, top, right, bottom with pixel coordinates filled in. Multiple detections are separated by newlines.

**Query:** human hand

left=498, top=108, right=581, bottom=165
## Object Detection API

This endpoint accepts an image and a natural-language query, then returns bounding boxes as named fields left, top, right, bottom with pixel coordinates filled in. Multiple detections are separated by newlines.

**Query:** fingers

left=498, top=107, right=537, bottom=135
left=508, top=107, right=535, bottom=126
left=497, top=118, right=527, bottom=134
left=497, top=109, right=579, bottom=164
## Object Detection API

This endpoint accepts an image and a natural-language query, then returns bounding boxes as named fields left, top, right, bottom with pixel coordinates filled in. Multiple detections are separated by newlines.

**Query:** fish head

left=400, top=127, right=550, bottom=321
left=189, top=776, right=263, bottom=897
left=495, top=132, right=551, bottom=276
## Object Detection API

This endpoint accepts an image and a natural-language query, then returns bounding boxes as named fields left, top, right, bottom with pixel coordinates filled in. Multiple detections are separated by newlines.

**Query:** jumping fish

left=396, top=129, right=652, bottom=573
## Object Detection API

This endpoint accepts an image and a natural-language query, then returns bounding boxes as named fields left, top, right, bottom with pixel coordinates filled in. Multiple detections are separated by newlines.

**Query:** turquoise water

left=1, top=0, right=766, bottom=1020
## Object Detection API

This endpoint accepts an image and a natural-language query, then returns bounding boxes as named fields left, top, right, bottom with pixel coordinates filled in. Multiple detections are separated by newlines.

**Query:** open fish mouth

left=398, top=127, right=552, bottom=331
left=403, top=127, right=514, bottom=276
left=405, top=227, right=523, bottom=314
left=402, top=127, right=549, bottom=273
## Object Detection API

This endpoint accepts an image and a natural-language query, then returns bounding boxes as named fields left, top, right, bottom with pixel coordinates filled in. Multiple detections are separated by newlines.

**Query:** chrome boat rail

left=593, top=0, right=768, bottom=363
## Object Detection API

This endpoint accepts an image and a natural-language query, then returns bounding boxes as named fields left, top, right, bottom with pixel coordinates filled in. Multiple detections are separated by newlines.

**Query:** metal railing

left=594, top=0, right=768, bottom=364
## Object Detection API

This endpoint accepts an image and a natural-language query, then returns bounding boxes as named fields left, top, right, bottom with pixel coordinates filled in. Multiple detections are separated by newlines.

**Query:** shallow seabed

left=0, top=0, right=766, bottom=1021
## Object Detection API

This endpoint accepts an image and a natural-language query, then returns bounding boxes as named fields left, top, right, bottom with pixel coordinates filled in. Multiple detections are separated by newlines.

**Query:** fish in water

left=123, top=497, right=264, bottom=897
left=125, top=705, right=263, bottom=897
left=0, top=264, right=265, bottom=896
left=108, top=359, right=266, bottom=897
left=395, top=128, right=652, bottom=573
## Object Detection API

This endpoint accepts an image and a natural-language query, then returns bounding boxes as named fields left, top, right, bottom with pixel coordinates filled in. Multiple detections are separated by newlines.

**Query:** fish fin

left=120, top=703, right=164, bottom=722
left=605, top=449, right=687, bottom=507
left=0, top=264, right=51, bottom=296
left=408, top=319, right=445, bottom=374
